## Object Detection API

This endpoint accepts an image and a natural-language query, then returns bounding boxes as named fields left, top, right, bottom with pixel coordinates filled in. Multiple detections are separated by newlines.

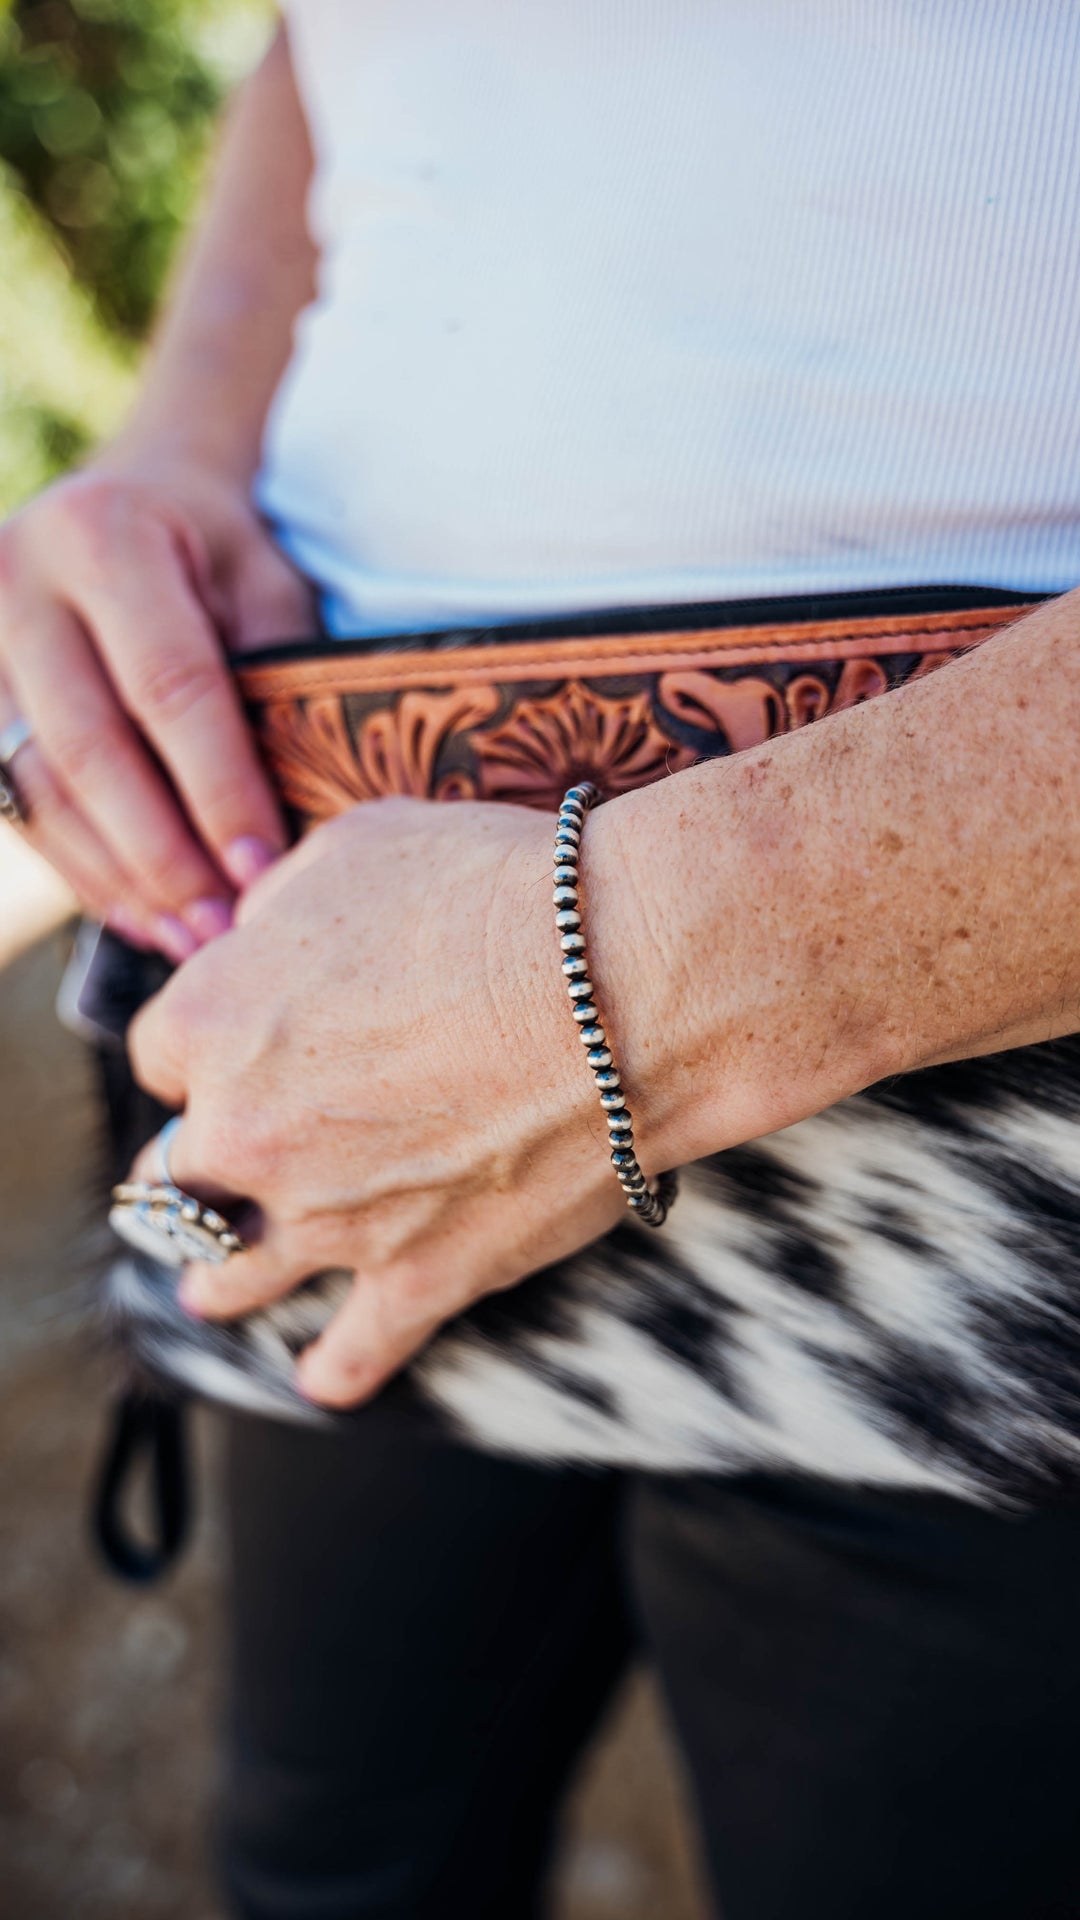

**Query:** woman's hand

left=125, top=798, right=655, bottom=1406
left=0, top=454, right=314, bottom=959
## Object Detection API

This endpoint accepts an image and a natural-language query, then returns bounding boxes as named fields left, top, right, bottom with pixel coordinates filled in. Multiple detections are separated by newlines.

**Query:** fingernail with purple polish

left=184, top=895, right=235, bottom=943
left=153, top=915, right=199, bottom=966
left=225, top=836, right=279, bottom=890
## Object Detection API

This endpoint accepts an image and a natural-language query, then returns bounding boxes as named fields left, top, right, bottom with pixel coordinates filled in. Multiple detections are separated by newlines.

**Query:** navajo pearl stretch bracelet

left=554, top=783, right=678, bottom=1229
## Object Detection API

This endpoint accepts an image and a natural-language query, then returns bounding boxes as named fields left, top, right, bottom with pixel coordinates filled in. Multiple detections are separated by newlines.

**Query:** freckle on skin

left=879, top=829, right=905, bottom=854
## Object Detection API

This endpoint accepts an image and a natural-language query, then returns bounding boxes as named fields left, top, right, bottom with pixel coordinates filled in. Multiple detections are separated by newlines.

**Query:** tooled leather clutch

left=233, top=589, right=1035, bottom=828
left=95, top=585, right=1060, bottom=1574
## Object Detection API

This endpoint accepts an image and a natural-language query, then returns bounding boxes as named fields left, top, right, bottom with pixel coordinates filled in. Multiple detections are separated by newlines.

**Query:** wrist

left=591, top=759, right=894, bottom=1170
left=489, top=808, right=601, bottom=1144
left=489, top=792, right=695, bottom=1182
left=89, top=434, right=255, bottom=515
left=577, top=788, right=705, bottom=1173
left=97, top=427, right=252, bottom=492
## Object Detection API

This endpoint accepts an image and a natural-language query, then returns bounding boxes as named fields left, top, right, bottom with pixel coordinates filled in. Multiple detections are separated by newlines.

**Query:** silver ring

left=157, top=1115, right=184, bottom=1188
left=0, top=716, right=32, bottom=766
left=109, top=1116, right=247, bottom=1269
left=0, top=716, right=31, bottom=828
left=109, top=1183, right=247, bottom=1269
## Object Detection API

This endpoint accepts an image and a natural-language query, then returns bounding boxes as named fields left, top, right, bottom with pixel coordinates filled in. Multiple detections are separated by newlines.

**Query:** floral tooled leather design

left=238, top=605, right=1029, bottom=828
left=259, top=685, right=500, bottom=823
left=474, top=680, right=696, bottom=808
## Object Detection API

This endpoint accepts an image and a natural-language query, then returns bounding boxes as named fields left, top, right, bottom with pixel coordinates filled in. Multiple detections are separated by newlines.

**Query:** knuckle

left=205, top=1125, right=260, bottom=1196
left=48, top=716, right=122, bottom=789
left=213, top=760, right=263, bottom=814
left=198, top=1099, right=279, bottom=1194
left=128, top=962, right=208, bottom=1088
left=54, top=478, right=176, bottom=592
left=186, top=1110, right=242, bottom=1183
left=128, top=653, right=220, bottom=729
left=127, top=1004, right=177, bottom=1096
left=51, top=478, right=121, bottom=562
left=162, top=966, right=217, bottom=1047
left=237, top=1107, right=288, bottom=1188
left=320, top=1349, right=379, bottom=1402
left=140, top=836, right=204, bottom=904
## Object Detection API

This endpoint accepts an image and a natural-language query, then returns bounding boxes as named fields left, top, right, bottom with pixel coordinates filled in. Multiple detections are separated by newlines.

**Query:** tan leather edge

left=235, top=604, right=1031, bottom=702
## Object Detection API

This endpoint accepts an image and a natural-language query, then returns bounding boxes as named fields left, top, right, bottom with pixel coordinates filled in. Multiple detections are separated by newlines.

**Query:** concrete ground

left=0, top=829, right=710, bottom=1920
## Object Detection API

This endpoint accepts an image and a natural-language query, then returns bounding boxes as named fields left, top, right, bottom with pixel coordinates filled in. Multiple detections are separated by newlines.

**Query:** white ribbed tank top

left=260, top=1, right=1080, bottom=636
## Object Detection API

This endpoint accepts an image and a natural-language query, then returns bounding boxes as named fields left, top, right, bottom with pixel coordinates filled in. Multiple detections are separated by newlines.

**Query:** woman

left=4, top=7, right=1080, bottom=1915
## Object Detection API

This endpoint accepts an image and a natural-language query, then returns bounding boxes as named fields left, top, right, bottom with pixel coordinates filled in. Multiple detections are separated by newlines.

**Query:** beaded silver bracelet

left=554, top=782, right=678, bottom=1229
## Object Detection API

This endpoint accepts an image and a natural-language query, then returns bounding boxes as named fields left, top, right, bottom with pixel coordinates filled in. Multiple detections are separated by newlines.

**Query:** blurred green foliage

left=0, top=0, right=222, bottom=339
left=0, top=0, right=271, bottom=510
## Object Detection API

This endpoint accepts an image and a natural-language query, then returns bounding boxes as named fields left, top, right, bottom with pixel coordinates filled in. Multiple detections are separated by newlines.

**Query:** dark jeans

left=219, top=1404, right=1080, bottom=1920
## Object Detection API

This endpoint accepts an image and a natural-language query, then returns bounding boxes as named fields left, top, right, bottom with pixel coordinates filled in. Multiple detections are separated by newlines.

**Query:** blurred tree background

left=0, top=0, right=272, bottom=514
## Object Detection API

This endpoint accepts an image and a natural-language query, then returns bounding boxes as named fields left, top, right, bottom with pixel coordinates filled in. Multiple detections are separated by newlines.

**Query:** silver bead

left=553, top=885, right=579, bottom=907
left=562, top=954, right=589, bottom=976
left=594, top=1069, right=621, bottom=1092
left=606, top=1110, right=632, bottom=1133
left=600, top=1090, right=627, bottom=1110
left=567, top=978, right=594, bottom=1000
left=560, top=931, right=586, bottom=952
left=555, top=909, right=581, bottom=932
left=586, top=1046, right=613, bottom=1068
left=554, top=864, right=578, bottom=886
left=558, top=807, right=584, bottom=830
left=572, top=1003, right=600, bottom=1023
left=580, top=1023, right=606, bottom=1045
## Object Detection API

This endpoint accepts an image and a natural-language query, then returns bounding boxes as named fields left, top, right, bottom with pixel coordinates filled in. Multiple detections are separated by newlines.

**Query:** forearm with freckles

left=577, top=588, right=1080, bottom=1174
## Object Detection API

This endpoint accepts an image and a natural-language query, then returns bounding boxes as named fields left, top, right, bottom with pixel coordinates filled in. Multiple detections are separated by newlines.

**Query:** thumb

left=228, top=526, right=319, bottom=652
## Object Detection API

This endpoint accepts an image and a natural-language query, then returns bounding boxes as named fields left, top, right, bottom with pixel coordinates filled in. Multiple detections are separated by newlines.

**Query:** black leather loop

left=91, top=1390, right=192, bottom=1584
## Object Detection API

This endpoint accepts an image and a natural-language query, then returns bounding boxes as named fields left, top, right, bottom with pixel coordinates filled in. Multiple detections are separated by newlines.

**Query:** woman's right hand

left=0, top=454, right=315, bottom=961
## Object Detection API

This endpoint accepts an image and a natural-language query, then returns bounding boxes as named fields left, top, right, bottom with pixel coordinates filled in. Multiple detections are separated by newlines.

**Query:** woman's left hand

left=127, top=796, right=651, bottom=1406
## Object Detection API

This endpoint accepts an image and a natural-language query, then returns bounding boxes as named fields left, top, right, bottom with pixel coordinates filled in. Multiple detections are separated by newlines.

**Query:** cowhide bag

left=92, top=585, right=1080, bottom=1571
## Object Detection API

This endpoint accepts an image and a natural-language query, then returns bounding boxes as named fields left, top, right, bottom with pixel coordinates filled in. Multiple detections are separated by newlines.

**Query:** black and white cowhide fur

left=101, top=1031, right=1080, bottom=1507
